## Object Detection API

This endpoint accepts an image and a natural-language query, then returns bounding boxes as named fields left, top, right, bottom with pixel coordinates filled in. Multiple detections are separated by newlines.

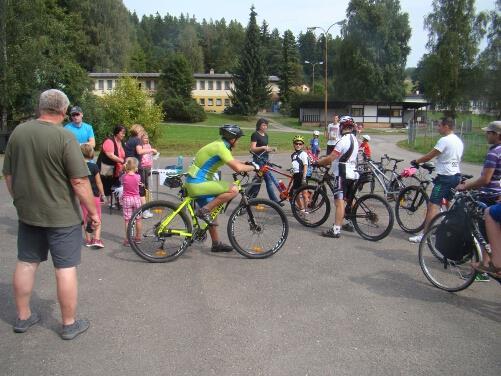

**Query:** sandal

left=473, top=261, right=501, bottom=278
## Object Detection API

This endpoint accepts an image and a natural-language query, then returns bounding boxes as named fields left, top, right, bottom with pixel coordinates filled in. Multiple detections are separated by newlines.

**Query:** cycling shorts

left=184, top=179, right=231, bottom=201
left=489, top=203, right=501, bottom=223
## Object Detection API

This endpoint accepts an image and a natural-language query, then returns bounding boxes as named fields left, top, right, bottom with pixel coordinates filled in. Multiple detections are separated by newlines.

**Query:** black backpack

left=97, top=137, right=119, bottom=169
left=434, top=201, right=474, bottom=262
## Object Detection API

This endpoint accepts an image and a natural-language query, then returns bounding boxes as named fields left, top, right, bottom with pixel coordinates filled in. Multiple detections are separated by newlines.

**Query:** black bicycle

left=291, top=166, right=394, bottom=241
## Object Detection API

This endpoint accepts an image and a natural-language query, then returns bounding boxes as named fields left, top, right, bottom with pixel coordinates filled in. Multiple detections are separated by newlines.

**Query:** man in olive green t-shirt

left=2, top=89, right=99, bottom=340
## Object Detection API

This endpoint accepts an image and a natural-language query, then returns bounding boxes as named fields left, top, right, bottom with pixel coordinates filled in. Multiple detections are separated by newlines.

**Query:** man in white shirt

left=325, top=113, right=340, bottom=156
left=316, top=116, right=359, bottom=238
left=409, top=117, right=464, bottom=243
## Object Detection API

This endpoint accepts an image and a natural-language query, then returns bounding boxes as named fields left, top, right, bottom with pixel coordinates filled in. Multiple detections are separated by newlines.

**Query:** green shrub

left=162, top=96, right=206, bottom=123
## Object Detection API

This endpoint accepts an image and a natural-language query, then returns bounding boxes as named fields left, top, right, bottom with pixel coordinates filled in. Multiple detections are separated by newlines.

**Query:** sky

left=122, top=0, right=496, bottom=67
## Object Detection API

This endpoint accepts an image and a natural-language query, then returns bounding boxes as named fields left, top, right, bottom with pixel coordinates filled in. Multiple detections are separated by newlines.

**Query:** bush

left=87, top=76, right=164, bottom=146
left=162, top=96, right=206, bottom=123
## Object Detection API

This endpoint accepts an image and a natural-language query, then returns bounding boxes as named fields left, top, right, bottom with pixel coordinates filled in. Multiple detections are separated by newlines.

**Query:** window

left=390, top=109, right=402, bottom=117
left=216, top=98, right=222, bottom=106
left=216, top=81, right=222, bottom=90
left=199, top=80, right=205, bottom=90
left=107, top=80, right=113, bottom=90
left=208, top=81, right=213, bottom=90
left=98, top=80, right=104, bottom=90
left=146, top=80, right=151, bottom=90
left=199, top=98, right=205, bottom=105
left=351, top=107, right=363, bottom=116
left=224, top=81, right=230, bottom=90
left=377, top=108, right=391, bottom=117
left=224, top=99, right=230, bottom=106
left=150, top=80, right=155, bottom=90
left=208, top=98, right=213, bottom=106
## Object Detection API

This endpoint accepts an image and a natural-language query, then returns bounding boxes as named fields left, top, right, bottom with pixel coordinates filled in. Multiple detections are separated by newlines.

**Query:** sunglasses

left=294, top=142, right=304, bottom=145
left=71, top=113, right=81, bottom=117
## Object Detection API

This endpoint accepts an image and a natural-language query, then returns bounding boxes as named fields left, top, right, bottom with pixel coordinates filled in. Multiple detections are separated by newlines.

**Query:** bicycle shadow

left=0, top=281, right=60, bottom=334
left=349, top=270, right=501, bottom=323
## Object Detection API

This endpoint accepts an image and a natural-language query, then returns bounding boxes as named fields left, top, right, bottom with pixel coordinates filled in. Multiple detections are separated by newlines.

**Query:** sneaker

left=122, top=239, right=130, bottom=247
left=84, top=239, right=93, bottom=248
left=195, top=208, right=218, bottom=226
left=91, top=239, right=104, bottom=249
left=211, top=242, right=233, bottom=252
left=322, top=228, right=340, bottom=238
left=475, top=273, right=490, bottom=282
left=409, top=233, right=423, bottom=243
left=341, top=222, right=354, bottom=232
left=61, top=319, right=90, bottom=340
left=13, top=312, right=40, bottom=333
left=142, top=210, right=154, bottom=219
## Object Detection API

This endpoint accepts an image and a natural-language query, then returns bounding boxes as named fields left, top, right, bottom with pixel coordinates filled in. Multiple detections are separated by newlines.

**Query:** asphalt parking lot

left=1, top=135, right=500, bottom=376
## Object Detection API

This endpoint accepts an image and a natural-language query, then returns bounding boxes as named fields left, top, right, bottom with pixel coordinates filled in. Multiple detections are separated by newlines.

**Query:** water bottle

left=176, top=155, right=184, bottom=172
left=278, top=180, right=287, bottom=192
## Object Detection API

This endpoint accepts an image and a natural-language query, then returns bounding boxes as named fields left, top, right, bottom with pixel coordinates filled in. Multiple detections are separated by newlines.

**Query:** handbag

left=100, top=162, right=115, bottom=177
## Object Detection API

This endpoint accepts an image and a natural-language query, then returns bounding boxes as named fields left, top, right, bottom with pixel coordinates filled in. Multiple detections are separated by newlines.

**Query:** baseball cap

left=481, top=121, right=501, bottom=134
left=70, top=106, right=83, bottom=115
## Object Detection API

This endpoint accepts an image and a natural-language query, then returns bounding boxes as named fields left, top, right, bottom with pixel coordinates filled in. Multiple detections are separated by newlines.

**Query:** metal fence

left=407, top=120, right=488, bottom=163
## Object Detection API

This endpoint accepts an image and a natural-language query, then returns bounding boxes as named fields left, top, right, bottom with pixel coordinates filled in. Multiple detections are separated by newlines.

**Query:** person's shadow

left=0, top=281, right=59, bottom=334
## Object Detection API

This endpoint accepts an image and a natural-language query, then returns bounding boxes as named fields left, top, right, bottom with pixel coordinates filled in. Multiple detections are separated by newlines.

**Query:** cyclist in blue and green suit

left=185, top=124, right=259, bottom=252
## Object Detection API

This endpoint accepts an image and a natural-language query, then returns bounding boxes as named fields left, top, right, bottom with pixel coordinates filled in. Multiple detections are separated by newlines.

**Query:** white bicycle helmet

left=313, top=130, right=320, bottom=136
left=362, top=135, right=371, bottom=141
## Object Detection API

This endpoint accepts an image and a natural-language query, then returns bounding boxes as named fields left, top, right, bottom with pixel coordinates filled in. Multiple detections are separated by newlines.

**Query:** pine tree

left=228, top=6, right=270, bottom=115
left=279, top=30, right=302, bottom=111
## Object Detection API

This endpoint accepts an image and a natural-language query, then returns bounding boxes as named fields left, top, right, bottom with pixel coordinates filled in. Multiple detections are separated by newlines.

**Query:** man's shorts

left=489, top=203, right=501, bottom=223
left=185, top=180, right=231, bottom=198
left=122, top=195, right=142, bottom=221
left=333, top=176, right=355, bottom=200
left=18, top=222, right=82, bottom=268
left=429, top=174, right=461, bottom=205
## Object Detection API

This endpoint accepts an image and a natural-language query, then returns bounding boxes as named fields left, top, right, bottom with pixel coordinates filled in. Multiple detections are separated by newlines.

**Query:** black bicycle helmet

left=220, top=124, right=244, bottom=140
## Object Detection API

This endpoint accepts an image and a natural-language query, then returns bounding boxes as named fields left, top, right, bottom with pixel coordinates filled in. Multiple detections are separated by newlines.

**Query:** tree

left=333, top=0, right=411, bottom=101
left=177, top=24, right=204, bottom=72
left=417, top=0, right=486, bottom=114
left=156, top=53, right=205, bottom=122
left=279, top=30, right=302, bottom=112
left=228, top=6, right=270, bottom=115
left=97, top=76, right=163, bottom=143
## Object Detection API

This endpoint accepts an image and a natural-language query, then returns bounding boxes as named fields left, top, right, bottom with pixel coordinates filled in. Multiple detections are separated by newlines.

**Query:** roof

left=300, top=97, right=430, bottom=110
left=89, top=72, right=160, bottom=78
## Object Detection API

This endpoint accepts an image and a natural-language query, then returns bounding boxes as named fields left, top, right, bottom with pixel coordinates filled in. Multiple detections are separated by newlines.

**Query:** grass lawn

left=155, top=123, right=301, bottom=157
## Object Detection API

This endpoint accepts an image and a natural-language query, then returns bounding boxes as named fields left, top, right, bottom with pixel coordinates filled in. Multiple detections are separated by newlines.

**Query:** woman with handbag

left=98, top=124, right=126, bottom=207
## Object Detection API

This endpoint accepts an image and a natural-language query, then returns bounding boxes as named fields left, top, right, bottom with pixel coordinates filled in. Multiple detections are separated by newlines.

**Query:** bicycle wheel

left=395, top=186, right=429, bottom=233
left=127, top=200, right=192, bottom=263
left=418, top=223, right=479, bottom=292
left=291, top=185, right=331, bottom=227
left=352, top=194, right=394, bottom=241
left=227, top=198, right=288, bottom=259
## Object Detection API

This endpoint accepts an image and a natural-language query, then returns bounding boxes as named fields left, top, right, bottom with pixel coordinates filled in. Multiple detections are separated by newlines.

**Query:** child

left=139, top=133, right=158, bottom=218
left=291, top=135, right=310, bottom=216
left=359, top=135, right=372, bottom=159
left=80, top=144, right=105, bottom=248
left=310, top=130, right=321, bottom=158
left=121, top=157, right=142, bottom=246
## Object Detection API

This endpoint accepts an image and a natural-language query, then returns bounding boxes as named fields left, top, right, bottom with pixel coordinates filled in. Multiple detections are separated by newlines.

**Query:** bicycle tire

left=418, top=223, right=479, bottom=292
left=127, top=200, right=192, bottom=263
left=395, top=185, right=429, bottom=233
left=291, top=184, right=331, bottom=227
left=352, top=193, right=394, bottom=241
left=227, top=198, right=288, bottom=259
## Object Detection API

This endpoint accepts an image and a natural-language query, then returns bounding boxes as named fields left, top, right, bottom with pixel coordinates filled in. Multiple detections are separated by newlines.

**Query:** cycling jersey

left=185, top=139, right=234, bottom=198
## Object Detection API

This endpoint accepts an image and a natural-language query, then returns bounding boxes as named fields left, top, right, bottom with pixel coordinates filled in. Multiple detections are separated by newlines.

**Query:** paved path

left=1, top=136, right=500, bottom=376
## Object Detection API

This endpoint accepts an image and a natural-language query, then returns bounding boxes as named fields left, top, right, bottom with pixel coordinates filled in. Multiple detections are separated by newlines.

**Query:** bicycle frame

left=366, top=158, right=404, bottom=196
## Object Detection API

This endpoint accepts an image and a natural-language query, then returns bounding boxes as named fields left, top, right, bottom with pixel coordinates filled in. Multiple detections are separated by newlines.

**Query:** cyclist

left=316, top=116, right=359, bottom=238
left=185, top=124, right=258, bottom=252
left=473, top=203, right=501, bottom=278
left=409, top=117, right=464, bottom=243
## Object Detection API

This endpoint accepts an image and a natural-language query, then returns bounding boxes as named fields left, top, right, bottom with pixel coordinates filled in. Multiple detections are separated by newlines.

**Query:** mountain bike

left=418, top=189, right=501, bottom=292
left=395, top=163, right=473, bottom=233
left=291, top=166, right=394, bottom=241
left=126, top=171, right=289, bottom=262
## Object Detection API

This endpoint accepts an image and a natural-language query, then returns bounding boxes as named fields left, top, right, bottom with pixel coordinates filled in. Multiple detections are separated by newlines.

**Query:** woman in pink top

left=120, top=157, right=142, bottom=246
left=100, top=125, right=126, bottom=205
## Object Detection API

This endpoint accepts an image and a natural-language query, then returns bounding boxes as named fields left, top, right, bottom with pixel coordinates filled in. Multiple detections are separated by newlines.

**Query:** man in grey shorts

left=2, top=89, right=100, bottom=340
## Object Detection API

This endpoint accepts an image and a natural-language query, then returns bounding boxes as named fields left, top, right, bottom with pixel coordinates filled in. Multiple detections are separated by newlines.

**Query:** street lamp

left=304, top=60, right=323, bottom=93
left=307, top=21, right=344, bottom=130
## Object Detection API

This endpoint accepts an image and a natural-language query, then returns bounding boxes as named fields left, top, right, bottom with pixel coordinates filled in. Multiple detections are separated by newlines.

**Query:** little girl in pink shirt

left=121, top=157, right=142, bottom=246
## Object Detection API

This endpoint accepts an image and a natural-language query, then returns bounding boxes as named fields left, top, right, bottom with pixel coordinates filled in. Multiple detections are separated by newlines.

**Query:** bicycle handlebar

left=249, top=151, right=282, bottom=169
